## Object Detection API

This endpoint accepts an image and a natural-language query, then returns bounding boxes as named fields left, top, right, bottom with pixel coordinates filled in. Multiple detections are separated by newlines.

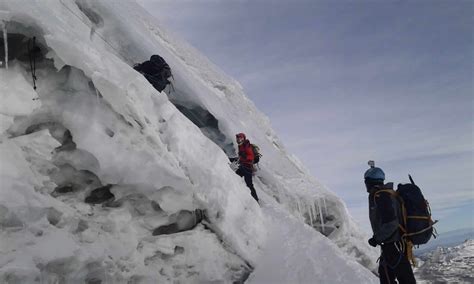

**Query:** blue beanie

left=364, top=167, right=385, bottom=181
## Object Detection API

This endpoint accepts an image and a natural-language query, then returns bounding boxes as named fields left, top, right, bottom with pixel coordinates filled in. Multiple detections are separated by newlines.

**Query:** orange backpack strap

left=405, top=240, right=416, bottom=267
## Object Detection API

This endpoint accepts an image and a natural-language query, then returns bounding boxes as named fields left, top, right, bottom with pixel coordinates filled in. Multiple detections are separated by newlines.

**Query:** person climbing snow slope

left=134, top=54, right=172, bottom=92
left=230, top=133, right=259, bottom=203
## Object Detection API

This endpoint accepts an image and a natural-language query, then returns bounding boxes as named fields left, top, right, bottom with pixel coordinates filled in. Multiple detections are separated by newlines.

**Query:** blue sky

left=138, top=0, right=473, bottom=234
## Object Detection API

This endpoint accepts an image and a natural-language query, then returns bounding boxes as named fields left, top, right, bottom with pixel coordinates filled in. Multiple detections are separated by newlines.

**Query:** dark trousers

left=378, top=243, right=416, bottom=284
left=236, top=166, right=259, bottom=202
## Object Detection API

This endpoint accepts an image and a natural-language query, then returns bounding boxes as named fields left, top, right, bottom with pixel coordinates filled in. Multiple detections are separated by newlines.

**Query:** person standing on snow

left=230, top=133, right=259, bottom=203
left=364, top=161, right=416, bottom=284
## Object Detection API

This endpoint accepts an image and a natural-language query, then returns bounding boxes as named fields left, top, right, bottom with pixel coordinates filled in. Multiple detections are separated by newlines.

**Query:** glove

left=229, top=160, right=240, bottom=171
left=368, top=237, right=377, bottom=247
left=229, top=157, right=238, bottom=162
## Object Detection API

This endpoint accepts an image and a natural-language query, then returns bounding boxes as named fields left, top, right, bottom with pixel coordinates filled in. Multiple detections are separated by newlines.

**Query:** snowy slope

left=0, top=0, right=377, bottom=282
left=415, top=239, right=474, bottom=283
left=248, top=193, right=377, bottom=284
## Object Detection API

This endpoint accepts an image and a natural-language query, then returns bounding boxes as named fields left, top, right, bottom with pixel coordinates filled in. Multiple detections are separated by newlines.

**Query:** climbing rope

left=28, top=37, right=37, bottom=90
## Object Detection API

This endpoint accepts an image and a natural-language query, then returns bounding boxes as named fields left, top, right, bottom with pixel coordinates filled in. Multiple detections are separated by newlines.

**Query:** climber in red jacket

left=230, top=133, right=259, bottom=203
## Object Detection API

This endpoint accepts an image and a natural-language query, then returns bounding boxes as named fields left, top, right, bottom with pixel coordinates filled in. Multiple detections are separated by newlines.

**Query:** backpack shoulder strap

left=376, top=189, right=397, bottom=196
left=375, top=189, right=413, bottom=244
left=373, top=189, right=400, bottom=214
left=373, top=189, right=397, bottom=202
left=374, top=189, right=407, bottom=228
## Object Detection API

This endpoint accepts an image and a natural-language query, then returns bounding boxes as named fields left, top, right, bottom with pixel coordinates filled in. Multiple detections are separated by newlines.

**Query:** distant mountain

left=414, top=239, right=474, bottom=283
left=414, top=228, right=474, bottom=255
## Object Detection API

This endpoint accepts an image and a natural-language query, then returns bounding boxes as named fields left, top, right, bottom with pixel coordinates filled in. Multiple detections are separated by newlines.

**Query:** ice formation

left=0, top=0, right=378, bottom=283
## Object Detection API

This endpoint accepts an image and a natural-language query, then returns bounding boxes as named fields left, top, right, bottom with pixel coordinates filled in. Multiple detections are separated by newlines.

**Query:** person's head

left=236, top=133, right=246, bottom=145
left=364, top=161, right=385, bottom=193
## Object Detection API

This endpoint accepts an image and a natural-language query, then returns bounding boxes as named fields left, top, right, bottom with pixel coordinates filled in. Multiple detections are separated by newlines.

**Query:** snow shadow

left=152, top=209, right=204, bottom=236
left=172, top=100, right=235, bottom=157
left=74, top=0, right=104, bottom=29
left=0, top=20, right=48, bottom=68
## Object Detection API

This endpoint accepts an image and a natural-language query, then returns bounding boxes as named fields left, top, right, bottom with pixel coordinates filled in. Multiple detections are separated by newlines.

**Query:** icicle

left=296, top=198, right=303, bottom=221
left=308, top=201, right=314, bottom=226
left=304, top=202, right=313, bottom=226
left=323, top=197, right=328, bottom=216
left=2, top=21, right=7, bottom=69
left=317, top=197, right=325, bottom=233
left=311, top=202, right=317, bottom=227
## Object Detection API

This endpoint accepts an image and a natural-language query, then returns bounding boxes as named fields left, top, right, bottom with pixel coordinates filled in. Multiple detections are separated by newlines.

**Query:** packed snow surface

left=247, top=196, right=376, bottom=283
left=0, top=0, right=377, bottom=282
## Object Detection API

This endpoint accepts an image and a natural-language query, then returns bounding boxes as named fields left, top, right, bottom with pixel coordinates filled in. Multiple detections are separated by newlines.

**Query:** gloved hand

left=229, top=160, right=240, bottom=171
left=368, top=237, right=377, bottom=247
left=229, top=157, right=238, bottom=162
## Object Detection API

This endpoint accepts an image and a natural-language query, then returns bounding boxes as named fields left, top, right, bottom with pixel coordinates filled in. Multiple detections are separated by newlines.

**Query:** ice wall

left=0, top=0, right=377, bottom=282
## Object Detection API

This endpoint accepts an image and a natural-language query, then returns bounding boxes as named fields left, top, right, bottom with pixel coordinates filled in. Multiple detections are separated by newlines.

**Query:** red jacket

left=238, top=140, right=254, bottom=167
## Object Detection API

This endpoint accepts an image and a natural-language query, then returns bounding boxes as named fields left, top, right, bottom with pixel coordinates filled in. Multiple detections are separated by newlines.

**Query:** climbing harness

left=382, top=261, right=392, bottom=284
left=387, top=244, right=404, bottom=270
left=380, top=241, right=405, bottom=284
left=28, top=37, right=37, bottom=90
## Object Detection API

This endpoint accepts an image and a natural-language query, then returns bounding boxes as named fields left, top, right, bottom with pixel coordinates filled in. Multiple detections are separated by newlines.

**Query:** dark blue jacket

left=369, top=183, right=402, bottom=244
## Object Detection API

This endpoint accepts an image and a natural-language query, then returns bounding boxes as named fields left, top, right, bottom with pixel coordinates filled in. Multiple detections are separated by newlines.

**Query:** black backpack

left=149, top=55, right=171, bottom=79
left=134, top=55, right=172, bottom=92
left=251, top=144, right=261, bottom=164
left=396, top=175, right=437, bottom=245
left=375, top=175, right=437, bottom=266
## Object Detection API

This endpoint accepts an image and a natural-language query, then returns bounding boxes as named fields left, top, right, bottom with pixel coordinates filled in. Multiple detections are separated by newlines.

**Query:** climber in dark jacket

left=230, top=133, right=259, bottom=203
left=134, top=54, right=172, bottom=92
left=365, top=161, right=416, bottom=284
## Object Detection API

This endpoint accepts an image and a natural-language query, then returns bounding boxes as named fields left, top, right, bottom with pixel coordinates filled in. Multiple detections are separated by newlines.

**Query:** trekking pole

left=408, top=174, right=415, bottom=185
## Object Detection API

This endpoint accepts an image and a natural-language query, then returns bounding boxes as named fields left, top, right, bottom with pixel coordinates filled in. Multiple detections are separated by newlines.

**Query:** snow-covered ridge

left=1, top=0, right=376, bottom=282
left=415, top=239, right=474, bottom=283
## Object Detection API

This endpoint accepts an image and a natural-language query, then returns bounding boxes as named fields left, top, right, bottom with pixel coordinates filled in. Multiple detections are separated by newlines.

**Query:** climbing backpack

left=396, top=175, right=437, bottom=246
left=251, top=144, right=261, bottom=164
left=374, top=175, right=437, bottom=266
left=150, top=54, right=171, bottom=81
left=134, top=54, right=172, bottom=92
